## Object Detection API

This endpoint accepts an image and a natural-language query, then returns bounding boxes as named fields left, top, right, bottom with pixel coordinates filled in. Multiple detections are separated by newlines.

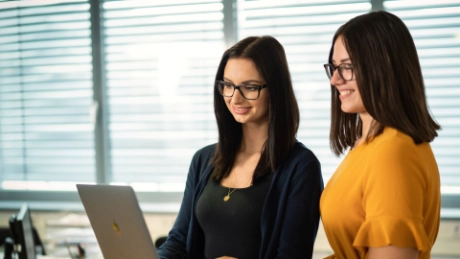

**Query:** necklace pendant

left=223, top=195, right=230, bottom=202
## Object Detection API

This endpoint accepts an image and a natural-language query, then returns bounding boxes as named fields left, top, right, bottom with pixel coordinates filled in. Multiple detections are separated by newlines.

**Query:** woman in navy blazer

left=158, top=36, right=323, bottom=259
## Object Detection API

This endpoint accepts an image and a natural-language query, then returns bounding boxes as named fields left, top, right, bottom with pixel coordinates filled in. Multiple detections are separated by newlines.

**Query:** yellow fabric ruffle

left=353, top=216, right=431, bottom=252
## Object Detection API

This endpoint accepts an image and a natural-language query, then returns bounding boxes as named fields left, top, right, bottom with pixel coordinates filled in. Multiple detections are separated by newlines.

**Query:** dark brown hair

left=211, top=36, right=299, bottom=182
left=328, top=11, right=440, bottom=156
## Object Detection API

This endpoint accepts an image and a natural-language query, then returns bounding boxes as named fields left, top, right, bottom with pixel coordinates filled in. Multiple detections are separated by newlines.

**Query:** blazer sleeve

left=276, top=155, right=324, bottom=258
left=157, top=149, right=204, bottom=259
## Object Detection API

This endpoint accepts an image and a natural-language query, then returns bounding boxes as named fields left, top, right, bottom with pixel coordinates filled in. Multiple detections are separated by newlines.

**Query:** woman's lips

left=232, top=105, right=251, bottom=114
left=339, top=89, right=353, bottom=100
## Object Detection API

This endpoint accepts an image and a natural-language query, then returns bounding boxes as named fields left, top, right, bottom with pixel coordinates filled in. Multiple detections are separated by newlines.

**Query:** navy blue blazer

left=158, top=141, right=323, bottom=259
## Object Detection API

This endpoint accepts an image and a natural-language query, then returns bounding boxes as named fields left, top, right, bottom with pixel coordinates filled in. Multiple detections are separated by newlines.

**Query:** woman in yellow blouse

left=320, top=11, right=441, bottom=259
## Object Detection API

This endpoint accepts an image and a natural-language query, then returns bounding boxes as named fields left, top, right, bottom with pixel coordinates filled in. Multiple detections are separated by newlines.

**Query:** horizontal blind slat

left=104, top=0, right=223, bottom=188
left=0, top=0, right=95, bottom=186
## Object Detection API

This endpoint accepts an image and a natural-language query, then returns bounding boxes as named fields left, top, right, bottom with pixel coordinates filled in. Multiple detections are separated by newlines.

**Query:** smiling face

left=331, top=36, right=367, bottom=115
left=223, top=58, right=269, bottom=126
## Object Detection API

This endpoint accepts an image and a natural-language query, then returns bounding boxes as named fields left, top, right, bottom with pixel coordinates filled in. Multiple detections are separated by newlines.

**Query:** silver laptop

left=77, top=184, right=160, bottom=259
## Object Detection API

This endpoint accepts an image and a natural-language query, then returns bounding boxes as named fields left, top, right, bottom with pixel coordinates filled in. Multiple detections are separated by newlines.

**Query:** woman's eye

left=245, top=86, right=258, bottom=91
left=224, top=83, right=234, bottom=88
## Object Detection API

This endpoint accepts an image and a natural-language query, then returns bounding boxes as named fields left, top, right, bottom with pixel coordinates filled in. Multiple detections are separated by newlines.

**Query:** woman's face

left=223, top=58, right=269, bottom=126
left=331, top=36, right=366, bottom=114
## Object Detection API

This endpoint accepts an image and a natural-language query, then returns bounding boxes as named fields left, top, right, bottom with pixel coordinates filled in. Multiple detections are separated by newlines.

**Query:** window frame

left=0, top=0, right=458, bottom=218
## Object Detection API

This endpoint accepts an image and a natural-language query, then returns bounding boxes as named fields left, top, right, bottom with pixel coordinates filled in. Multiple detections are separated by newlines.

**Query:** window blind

left=384, top=0, right=460, bottom=189
left=0, top=0, right=95, bottom=190
left=236, top=0, right=372, bottom=183
left=102, top=0, right=225, bottom=191
left=1, top=0, right=458, bottom=201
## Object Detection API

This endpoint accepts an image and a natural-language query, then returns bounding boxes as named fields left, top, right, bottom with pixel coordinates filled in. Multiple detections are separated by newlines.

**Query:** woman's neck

left=360, top=112, right=373, bottom=137
left=355, top=111, right=374, bottom=148
left=240, top=121, right=268, bottom=154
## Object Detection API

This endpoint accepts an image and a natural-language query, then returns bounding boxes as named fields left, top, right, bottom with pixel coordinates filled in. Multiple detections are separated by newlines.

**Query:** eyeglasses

left=323, top=63, right=354, bottom=81
left=216, top=80, right=267, bottom=100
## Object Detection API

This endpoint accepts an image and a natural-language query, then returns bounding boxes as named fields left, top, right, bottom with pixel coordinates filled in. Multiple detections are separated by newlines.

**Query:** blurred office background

left=0, top=0, right=459, bottom=257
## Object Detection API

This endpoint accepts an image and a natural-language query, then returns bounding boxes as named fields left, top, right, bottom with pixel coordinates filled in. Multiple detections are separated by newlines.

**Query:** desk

left=0, top=247, right=103, bottom=259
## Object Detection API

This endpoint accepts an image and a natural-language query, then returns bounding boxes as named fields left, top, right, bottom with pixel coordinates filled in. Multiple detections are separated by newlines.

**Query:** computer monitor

left=9, top=203, right=36, bottom=259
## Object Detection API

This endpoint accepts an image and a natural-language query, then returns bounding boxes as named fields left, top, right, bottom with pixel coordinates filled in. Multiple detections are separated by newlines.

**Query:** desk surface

left=0, top=252, right=103, bottom=259
left=0, top=243, right=103, bottom=259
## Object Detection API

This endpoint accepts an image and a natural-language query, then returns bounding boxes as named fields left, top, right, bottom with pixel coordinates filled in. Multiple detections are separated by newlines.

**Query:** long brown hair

left=211, top=36, right=299, bottom=182
left=328, top=11, right=440, bottom=156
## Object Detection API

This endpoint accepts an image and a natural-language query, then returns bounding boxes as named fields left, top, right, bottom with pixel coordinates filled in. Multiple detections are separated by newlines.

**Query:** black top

left=157, top=142, right=323, bottom=259
left=195, top=173, right=273, bottom=259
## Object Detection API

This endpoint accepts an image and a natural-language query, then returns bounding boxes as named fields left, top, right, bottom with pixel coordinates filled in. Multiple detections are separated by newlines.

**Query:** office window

left=102, top=0, right=224, bottom=191
left=0, top=0, right=95, bottom=190
left=384, top=0, right=460, bottom=189
left=0, top=0, right=459, bottom=206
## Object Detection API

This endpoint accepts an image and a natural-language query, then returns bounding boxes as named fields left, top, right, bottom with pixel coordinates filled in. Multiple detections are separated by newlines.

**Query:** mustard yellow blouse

left=320, top=127, right=440, bottom=259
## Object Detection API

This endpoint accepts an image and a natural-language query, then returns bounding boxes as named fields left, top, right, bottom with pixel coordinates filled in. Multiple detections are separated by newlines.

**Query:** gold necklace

left=223, top=171, right=254, bottom=202
left=223, top=188, right=237, bottom=202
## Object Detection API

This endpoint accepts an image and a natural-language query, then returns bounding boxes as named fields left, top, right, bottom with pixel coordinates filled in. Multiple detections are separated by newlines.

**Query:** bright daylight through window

left=0, top=0, right=459, bottom=209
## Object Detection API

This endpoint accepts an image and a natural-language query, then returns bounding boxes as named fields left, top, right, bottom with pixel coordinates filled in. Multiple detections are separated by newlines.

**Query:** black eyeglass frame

left=323, top=63, right=354, bottom=81
left=215, top=80, right=268, bottom=100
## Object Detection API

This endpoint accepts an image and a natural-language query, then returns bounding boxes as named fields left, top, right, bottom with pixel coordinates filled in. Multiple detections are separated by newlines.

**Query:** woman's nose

left=330, top=69, right=345, bottom=85
left=231, top=88, right=245, bottom=103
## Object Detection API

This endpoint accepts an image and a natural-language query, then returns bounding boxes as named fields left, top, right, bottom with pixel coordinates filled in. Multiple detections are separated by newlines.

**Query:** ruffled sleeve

left=353, top=216, right=431, bottom=252
left=356, top=131, right=438, bottom=254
